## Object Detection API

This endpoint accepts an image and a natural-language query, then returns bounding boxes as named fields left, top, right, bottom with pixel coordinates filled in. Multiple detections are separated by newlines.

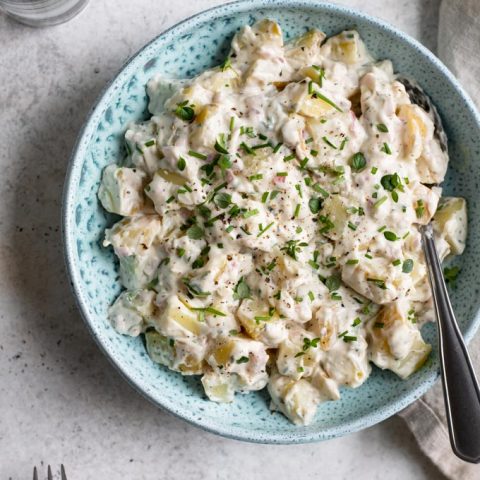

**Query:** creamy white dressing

left=98, top=20, right=467, bottom=425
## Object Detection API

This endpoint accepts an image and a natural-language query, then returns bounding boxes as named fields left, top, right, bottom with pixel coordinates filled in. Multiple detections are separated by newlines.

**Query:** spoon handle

left=422, top=226, right=480, bottom=463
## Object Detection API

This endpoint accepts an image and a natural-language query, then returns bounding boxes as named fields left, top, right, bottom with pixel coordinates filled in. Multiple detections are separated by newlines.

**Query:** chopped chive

left=371, top=166, right=378, bottom=174
left=310, top=149, right=319, bottom=157
left=240, top=142, right=255, bottom=155
left=312, top=183, right=329, bottom=197
left=308, top=82, right=343, bottom=112
left=257, top=222, right=274, bottom=237
left=243, top=209, right=259, bottom=219
left=276, top=171, right=288, bottom=177
left=322, top=136, right=337, bottom=149
left=374, top=322, right=385, bottom=328
left=352, top=317, right=361, bottom=327
left=145, top=139, right=155, bottom=147
left=220, top=57, right=232, bottom=71
left=348, top=221, right=357, bottom=231
left=294, top=204, right=301, bottom=218
left=252, top=143, right=272, bottom=150
left=188, top=150, right=207, bottom=160
left=284, top=154, right=295, bottom=162
left=229, top=116, right=235, bottom=132
left=367, top=278, right=387, bottom=290
left=299, top=157, right=309, bottom=169
left=308, top=291, right=315, bottom=301
left=339, top=137, right=348, bottom=151
left=392, top=259, right=401, bottom=266
left=365, top=253, right=373, bottom=259
left=261, top=191, right=269, bottom=203
left=415, top=199, right=425, bottom=218
left=270, top=190, right=280, bottom=200
left=381, top=142, right=392, bottom=155
left=213, top=182, right=228, bottom=193
left=377, top=225, right=386, bottom=232
left=273, top=142, right=283, bottom=153
left=374, top=196, right=388, bottom=208
left=214, top=137, right=229, bottom=154
left=248, top=174, right=263, bottom=181
left=346, top=259, right=359, bottom=265
left=225, top=225, right=234, bottom=233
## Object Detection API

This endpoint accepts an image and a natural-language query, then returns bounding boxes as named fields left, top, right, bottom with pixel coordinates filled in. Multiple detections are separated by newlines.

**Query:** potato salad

left=98, top=20, right=467, bottom=425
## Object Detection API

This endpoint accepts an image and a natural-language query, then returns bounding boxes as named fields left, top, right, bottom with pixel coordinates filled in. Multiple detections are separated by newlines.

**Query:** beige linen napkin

left=398, top=1, right=480, bottom=478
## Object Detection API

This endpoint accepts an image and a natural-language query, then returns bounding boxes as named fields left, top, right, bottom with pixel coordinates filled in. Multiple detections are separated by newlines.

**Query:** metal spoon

left=422, top=224, right=480, bottom=463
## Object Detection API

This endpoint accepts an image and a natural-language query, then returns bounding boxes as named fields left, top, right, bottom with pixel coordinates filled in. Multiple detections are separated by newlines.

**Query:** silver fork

left=33, top=465, right=67, bottom=480
left=422, top=224, right=480, bottom=463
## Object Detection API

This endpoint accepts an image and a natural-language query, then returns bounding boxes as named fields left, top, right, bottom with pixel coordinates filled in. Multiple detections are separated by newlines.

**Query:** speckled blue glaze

left=63, top=0, right=480, bottom=444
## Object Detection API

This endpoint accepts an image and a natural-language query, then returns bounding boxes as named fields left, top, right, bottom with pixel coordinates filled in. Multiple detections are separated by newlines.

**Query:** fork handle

left=422, top=231, right=480, bottom=463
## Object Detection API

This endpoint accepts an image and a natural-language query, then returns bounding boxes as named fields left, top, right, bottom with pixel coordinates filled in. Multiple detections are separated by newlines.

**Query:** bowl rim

left=62, top=0, right=480, bottom=444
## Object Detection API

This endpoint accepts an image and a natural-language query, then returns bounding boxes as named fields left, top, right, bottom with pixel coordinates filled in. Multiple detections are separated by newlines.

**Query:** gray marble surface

left=0, top=0, right=445, bottom=478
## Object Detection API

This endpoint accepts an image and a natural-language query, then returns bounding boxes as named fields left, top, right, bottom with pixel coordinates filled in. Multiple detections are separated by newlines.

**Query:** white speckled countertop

left=0, top=1, right=446, bottom=478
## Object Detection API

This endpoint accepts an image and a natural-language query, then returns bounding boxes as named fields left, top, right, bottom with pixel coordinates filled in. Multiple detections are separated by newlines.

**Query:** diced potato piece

left=324, top=31, right=369, bottom=65
left=432, top=197, right=467, bottom=255
left=146, top=330, right=205, bottom=374
left=237, top=299, right=287, bottom=347
left=342, top=254, right=413, bottom=305
left=155, top=168, right=186, bottom=186
left=285, top=30, right=326, bottom=70
left=312, top=304, right=339, bottom=351
left=190, top=105, right=229, bottom=149
left=231, top=20, right=283, bottom=57
left=201, top=371, right=236, bottom=403
left=276, top=334, right=322, bottom=380
left=98, top=165, right=147, bottom=216
left=321, top=336, right=371, bottom=388
left=108, top=289, right=155, bottom=336
left=146, top=75, right=183, bottom=116
left=396, top=102, right=449, bottom=182
left=310, top=367, right=341, bottom=401
left=410, top=182, right=440, bottom=225
left=145, top=330, right=175, bottom=368
left=207, top=336, right=269, bottom=391
left=320, top=195, right=348, bottom=239
left=103, top=216, right=165, bottom=289
left=368, top=302, right=431, bottom=379
left=298, top=95, right=336, bottom=118
left=145, top=169, right=185, bottom=212
left=268, top=372, right=321, bottom=426
left=255, top=19, right=283, bottom=40
left=125, top=123, right=164, bottom=175
left=154, top=295, right=207, bottom=338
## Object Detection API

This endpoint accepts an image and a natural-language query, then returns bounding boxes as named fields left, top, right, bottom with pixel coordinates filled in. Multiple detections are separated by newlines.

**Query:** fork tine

left=47, top=465, right=52, bottom=480
left=33, top=467, right=38, bottom=480
left=61, top=465, right=67, bottom=480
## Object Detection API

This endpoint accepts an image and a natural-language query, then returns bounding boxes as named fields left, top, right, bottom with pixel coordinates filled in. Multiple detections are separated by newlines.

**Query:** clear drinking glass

left=0, top=0, right=89, bottom=27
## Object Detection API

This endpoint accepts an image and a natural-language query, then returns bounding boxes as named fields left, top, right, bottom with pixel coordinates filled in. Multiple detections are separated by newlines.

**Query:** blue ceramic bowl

left=63, top=0, right=480, bottom=443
